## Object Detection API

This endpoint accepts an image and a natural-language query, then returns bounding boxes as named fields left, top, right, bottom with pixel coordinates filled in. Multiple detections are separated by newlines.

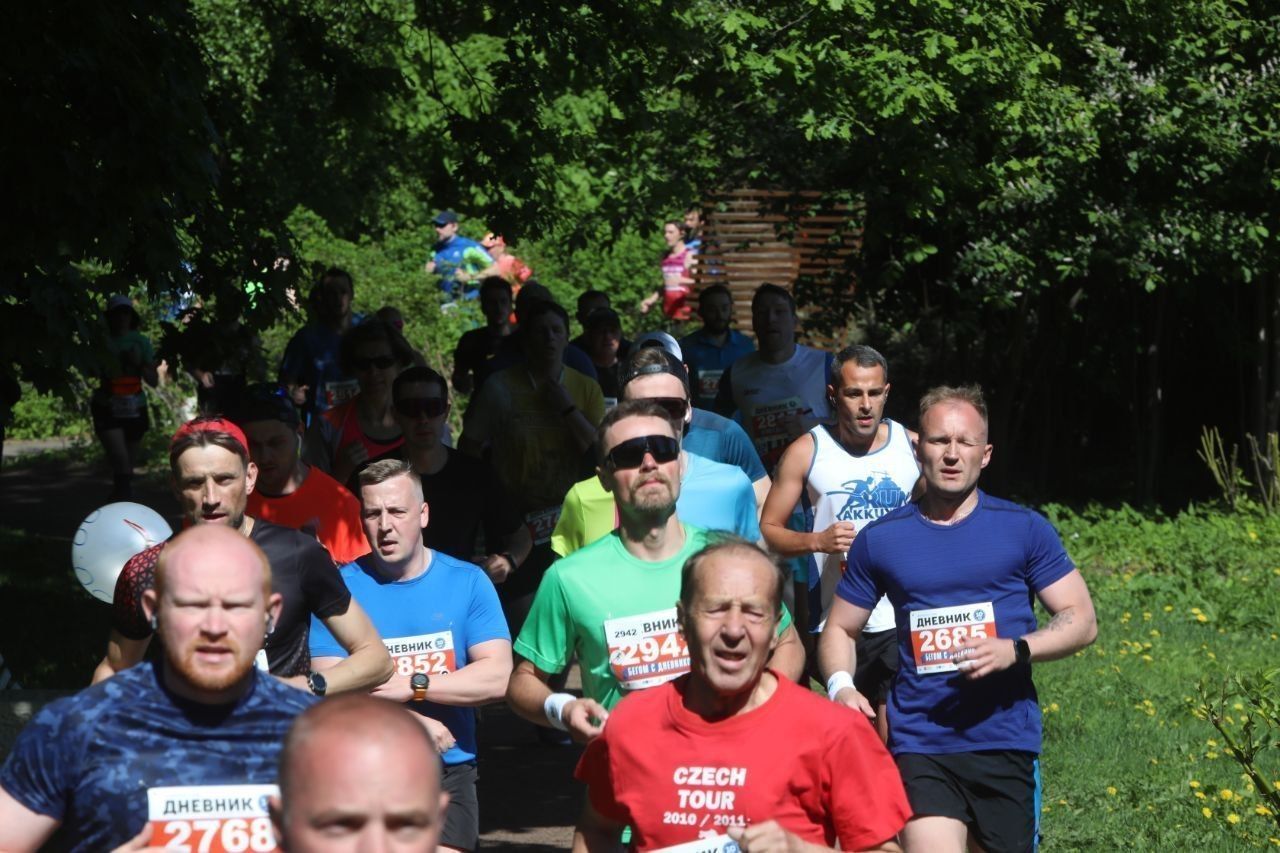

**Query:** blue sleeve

left=834, top=532, right=879, bottom=610
left=735, top=482, right=761, bottom=542
left=467, top=570, right=512, bottom=647
left=720, top=419, right=768, bottom=482
left=0, top=701, right=80, bottom=820
left=1024, top=511, right=1075, bottom=593
left=308, top=611, right=347, bottom=659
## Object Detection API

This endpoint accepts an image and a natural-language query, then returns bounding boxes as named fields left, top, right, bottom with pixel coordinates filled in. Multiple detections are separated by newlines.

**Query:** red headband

left=170, top=418, right=250, bottom=456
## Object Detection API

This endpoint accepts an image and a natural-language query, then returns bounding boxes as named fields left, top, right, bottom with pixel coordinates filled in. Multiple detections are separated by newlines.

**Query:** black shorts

left=854, top=628, right=898, bottom=706
left=442, top=761, right=480, bottom=850
left=896, top=751, right=1039, bottom=853
left=91, top=399, right=150, bottom=442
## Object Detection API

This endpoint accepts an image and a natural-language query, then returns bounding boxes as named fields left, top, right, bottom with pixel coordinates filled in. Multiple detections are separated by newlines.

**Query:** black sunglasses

left=352, top=355, right=397, bottom=371
left=604, top=434, right=680, bottom=470
left=394, top=397, right=448, bottom=418
left=645, top=397, right=689, bottom=420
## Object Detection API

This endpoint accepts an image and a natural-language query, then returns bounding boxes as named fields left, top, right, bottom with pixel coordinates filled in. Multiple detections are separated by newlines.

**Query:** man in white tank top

left=761, top=344, right=919, bottom=739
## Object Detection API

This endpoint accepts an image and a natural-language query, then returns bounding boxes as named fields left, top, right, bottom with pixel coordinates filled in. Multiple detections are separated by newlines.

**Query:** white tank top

left=803, top=419, right=919, bottom=632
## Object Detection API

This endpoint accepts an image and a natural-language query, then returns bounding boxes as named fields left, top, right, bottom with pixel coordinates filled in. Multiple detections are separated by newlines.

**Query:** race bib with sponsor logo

left=695, top=369, right=724, bottom=402
left=748, top=398, right=808, bottom=468
left=604, top=608, right=690, bottom=691
left=322, top=378, right=360, bottom=409
left=654, top=834, right=741, bottom=853
left=385, top=631, right=457, bottom=678
left=526, top=506, right=562, bottom=546
left=147, top=784, right=278, bottom=852
left=909, top=602, right=997, bottom=674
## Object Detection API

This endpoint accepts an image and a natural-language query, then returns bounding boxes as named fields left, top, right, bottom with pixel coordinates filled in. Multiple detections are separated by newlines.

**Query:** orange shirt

left=246, top=467, right=369, bottom=564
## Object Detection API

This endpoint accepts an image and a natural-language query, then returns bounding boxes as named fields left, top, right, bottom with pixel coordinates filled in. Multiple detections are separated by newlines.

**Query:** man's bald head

left=274, top=694, right=447, bottom=851
left=154, top=524, right=272, bottom=600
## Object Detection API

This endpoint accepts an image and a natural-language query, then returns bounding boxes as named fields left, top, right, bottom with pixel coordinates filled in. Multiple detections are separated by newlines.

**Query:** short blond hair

left=918, top=384, right=988, bottom=429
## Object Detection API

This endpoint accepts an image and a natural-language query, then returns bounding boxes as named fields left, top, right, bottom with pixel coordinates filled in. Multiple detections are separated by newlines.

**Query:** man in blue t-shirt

left=280, top=267, right=364, bottom=421
left=679, top=284, right=755, bottom=412
left=818, top=385, right=1098, bottom=853
left=0, top=525, right=315, bottom=852
left=310, top=458, right=512, bottom=853
left=425, top=209, right=491, bottom=301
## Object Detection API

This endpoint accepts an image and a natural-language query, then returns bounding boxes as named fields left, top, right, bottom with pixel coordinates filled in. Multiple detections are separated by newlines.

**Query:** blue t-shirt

left=686, top=408, right=768, bottom=484
left=0, top=663, right=314, bottom=852
left=431, top=236, right=491, bottom=298
left=280, top=319, right=365, bottom=418
left=679, top=453, right=761, bottom=542
left=309, top=552, right=510, bottom=765
left=835, top=492, right=1074, bottom=756
left=680, top=328, right=756, bottom=410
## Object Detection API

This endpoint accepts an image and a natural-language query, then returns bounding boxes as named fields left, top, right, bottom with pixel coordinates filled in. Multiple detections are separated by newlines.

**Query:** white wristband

left=543, top=692, right=575, bottom=732
left=826, top=671, right=855, bottom=701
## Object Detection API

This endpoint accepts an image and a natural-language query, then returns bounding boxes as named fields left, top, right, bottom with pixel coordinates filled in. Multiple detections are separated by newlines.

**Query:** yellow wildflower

left=1228, top=813, right=1240, bottom=824
left=1190, top=780, right=1201, bottom=788
left=1203, top=807, right=1213, bottom=818
left=1258, top=805, right=1274, bottom=817
left=1220, top=789, right=1235, bottom=800
left=1106, top=786, right=1117, bottom=796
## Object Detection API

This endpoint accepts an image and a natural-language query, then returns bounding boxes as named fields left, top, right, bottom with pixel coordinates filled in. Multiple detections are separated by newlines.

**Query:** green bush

left=7, top=383, right=91, bottom=440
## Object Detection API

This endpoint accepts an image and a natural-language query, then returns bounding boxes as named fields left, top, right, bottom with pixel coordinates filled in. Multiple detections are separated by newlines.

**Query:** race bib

left=909, top=602, right=997, bottom=674
left=323, top=378, right=360, bottom=409
left=147, top=784, right=279, bottom=852
left=696, top=369, right=724, bottom=402
left=385, top=631, right=457, bottom=678
left=604, top=608, right=690, bottom=690
left=748, top=398, right=807, bottom=468
left=654, top=835, right=740, bottom=853
left=526, top=506, right=561, bottom=546
left=110, top=393, right=145, bottom=419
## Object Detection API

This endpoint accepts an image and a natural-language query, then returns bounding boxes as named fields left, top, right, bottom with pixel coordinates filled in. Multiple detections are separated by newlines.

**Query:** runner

left=310, top=460, right=512, bottom=853
left=391, top=366, right=531, bottom=584
left=551, top=348, right=761, bottom=557
left=91, top=417, right=392, bottom=697
left=272, top=694, right=449, bottom=852
left=280, top=268, right=361, bottom=421
left=506, top=400, right=804, bottom=743
left=91, top=294, right=159, bottom=500
left=235, top=383, right=369, bottom=565
left=574, top=538, right=910, bottom=852
left=679, top=284, right=754, bottom=412
left=460, top=300, right=605, bottom=635
left=819, top=385, right=1098, bottom=853
left=0, top=525, right=314, bottom=852
left=761, top=345, right=919, bottom=730
left=713, top=283, right=832, bottom=471
left=451, top=276, right=514, bottom=396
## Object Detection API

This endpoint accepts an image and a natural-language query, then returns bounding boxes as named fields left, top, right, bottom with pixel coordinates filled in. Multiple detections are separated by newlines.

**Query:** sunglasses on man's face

left=604, top=434, right=680, bottom=470
left=394, top=397, right=448, bottom=418
left=352, top=355, right=397, bottom=372
left=644, top=396, right=689, bottom=420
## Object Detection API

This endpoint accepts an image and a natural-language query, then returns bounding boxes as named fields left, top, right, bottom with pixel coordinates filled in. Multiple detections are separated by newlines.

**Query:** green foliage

left=7, top=385, right=91, bottom=441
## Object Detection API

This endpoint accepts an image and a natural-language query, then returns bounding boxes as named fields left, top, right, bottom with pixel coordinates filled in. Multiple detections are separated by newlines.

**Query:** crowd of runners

left=0, top=208, right=1098, bottom=852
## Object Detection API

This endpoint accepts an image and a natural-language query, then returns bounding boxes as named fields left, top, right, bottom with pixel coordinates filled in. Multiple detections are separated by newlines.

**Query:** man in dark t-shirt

left=90, top=417, right=392, bottom=697
left=0, top=525, right=316, bottom=852
left=391, top=366, right=531, bottom=583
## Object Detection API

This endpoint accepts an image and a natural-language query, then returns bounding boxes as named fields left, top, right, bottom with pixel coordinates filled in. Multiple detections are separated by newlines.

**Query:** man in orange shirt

left=236, top=383, right=369, bottom=564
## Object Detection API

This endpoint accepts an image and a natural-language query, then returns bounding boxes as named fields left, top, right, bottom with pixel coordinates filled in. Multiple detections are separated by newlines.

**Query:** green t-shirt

left=514, top=523, right=793, bottom=710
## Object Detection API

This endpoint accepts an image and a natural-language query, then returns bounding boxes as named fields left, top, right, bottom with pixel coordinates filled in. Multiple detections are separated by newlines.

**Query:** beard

left=164, top=632, right=257, bottom=695
left=628, top=473, right=678, bottom=515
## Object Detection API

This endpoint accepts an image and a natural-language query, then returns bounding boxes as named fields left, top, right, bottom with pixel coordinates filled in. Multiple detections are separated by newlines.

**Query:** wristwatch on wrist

left=1014, top=637, right=1032, bottom=666
left=500, top=552, right=517, bottom=572
left=411, top=672, right=430, bottom=701
left=307, top=671, right=328, bottom=697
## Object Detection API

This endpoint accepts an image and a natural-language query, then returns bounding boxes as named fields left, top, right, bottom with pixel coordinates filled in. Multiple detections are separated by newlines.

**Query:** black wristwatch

left=307, top=671, right=328, bottom=697
left=1014, top=638, right=1032, bottom=666
left=411, top=672, right=430, bottom=701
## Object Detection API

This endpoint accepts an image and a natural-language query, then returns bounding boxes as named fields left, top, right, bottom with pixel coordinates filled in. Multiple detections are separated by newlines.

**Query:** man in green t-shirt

left=505, top=400, right=805, bottom=742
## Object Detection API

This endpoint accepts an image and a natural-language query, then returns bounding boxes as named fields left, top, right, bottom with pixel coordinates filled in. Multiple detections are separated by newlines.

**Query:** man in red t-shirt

left=574, top=539, right=910, bottom=852
left=235, top=383, right=369, bottom=565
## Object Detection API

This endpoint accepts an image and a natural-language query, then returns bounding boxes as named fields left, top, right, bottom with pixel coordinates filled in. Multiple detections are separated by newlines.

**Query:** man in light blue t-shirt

left=818, top=385, right=1097, bottom=853
left=310, top=458, right=511, bottom=852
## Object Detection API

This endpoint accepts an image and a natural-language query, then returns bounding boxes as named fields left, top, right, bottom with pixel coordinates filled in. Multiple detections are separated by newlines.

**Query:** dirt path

left=0, top=455, right=582, bottom=849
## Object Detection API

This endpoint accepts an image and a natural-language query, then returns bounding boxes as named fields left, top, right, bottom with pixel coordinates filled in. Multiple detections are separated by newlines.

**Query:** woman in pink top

left=640, top=221, right=695, bottom=321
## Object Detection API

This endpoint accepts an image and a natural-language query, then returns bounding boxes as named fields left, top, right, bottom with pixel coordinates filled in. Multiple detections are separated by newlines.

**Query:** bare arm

left=728, top=820, right=901, bottom=852
left=951, top=569, right=1098, bottom=680
left=572, top=798, right=626, bottom=853
left=481, top=524, right=533, bottom=584
left=507, top=658, right=608, bottom=742
left=760, top=434, right=836, bottom=558
left=311, top=600, right=393, bottom=693
left=0, top=787, right=59, bottom=852
left=371, top=639, right=512, bottom=706
left=817, top=598, right=876, bottom=718
left=91, top=630, right=150, bottom=684
left=768, top=624, right=806, bottom=682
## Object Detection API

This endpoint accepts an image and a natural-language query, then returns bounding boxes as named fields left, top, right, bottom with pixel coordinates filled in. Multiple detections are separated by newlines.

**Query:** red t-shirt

left=575, top=673, right=911, bottom=851
left=246, top=467, right=370, bottom=565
